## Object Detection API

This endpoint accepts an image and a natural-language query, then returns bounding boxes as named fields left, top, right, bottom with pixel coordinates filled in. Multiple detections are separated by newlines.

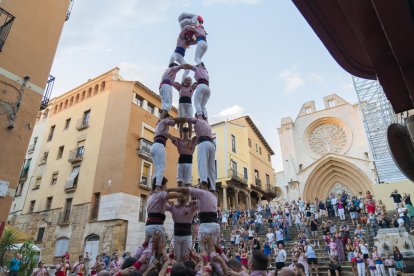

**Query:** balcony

left=139, top=174, right=151, bottom=190
left=19, top=168, right=29, bottom=182
left=228, top=169, right=248, bottom=186
left=68, top=147, right=84, bottom=163
left=0, top=8, right=15, bottom=52
left=58, top=211, right=70, bottom=226
left=40, top=75, right=55, bottom=110
left=76, top=118, right=89, bottom=131
left=27, top=143, right=36, bottom=154
left=255, top=177, right=262, bottom=187
left=137, top=138, right=153, bottom=162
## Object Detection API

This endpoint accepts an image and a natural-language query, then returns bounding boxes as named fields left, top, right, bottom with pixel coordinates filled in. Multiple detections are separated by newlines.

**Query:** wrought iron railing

left=228, top=169, right=248, bottom=185
left=255, top=177, right=262, bottom=187
left=0, top=8, right=15, bottom=52
left=40, top=75, right=55, bottom=110
left=68, top=147, right=84, bottom=163
left=76, top=118, right=89, bottom=130
left=137, top=138, right=153, bottom=161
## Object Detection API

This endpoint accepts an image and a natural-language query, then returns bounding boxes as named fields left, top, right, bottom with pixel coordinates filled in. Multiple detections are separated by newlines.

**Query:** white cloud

left=279, top=70, right=304, bottom=93
left=278, top=69, right=325, bottom=94
left=211, top=105, right=245, bottom=123
left=203, top=0, right=263, bottom=5
left=119, top=61, right=165, bottom=91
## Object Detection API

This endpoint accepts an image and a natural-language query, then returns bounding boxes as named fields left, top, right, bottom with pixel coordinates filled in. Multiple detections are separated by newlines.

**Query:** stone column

left=246, top=192, right=251, bottom=210
left=235, top=189, right=239, bottom=209
left=222, top=187, right=228, bottom=210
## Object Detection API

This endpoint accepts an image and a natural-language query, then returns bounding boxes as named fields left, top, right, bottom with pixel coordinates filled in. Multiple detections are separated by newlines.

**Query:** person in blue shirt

left=9, top=253, right=22, bottom=276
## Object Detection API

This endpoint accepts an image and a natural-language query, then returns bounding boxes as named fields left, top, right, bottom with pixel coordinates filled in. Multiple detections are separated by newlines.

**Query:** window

left=36, top=227, right=45, bottom=242
left=259, top=147, right=262, bottom=155
left=231, top=160, right=237, bottom=177
left=147, top=103, right=155, bottom=114
left=34, top=177, right=41, bottom=189
left=256, top=144, right=258, bottom=152
left=268, top=154, right=271, bottom=162
left=305, top=107, right=312, bottom=114
left=21, top=158, right=31, bottom=178
left=254, top=170, right=259, bottom=179
left=65, top=166, right=80, bottom=190
left=0, top=8, right=15, bottom=52
left=266, top=174, right=270, bottom=185
left=62, top=198, right=72, bottom=223
left=83, top=110, right=91, bottom=124
left=46, top=197, right=53, bottom=209
left=299, top=164, right=303, bottom=171
left=47, top=125, right=56, bottom=141
left=15, top=182, right=23, bottom=196
left=64, top=118, right=71, bottom=130
left=54, top=238, right=69, bottom=257
left=134, top=94, right=143, bottom=107
left=29, top=200, right=35, bottom=213
left=101, top=81, right=106, bottom=91
left=328, top=99, right=336, bottom=108
left=29, top=137, right=38, bottom=152
left=138, top=195, right=147, bottom=222
left=91, top=193, right=100, bottom=220
left=231, top=135, right=236, bottom=153
left=248, top=138, right=251, bottom=147
left=57, top=146, right=64, bottom=159
left=243, top=167, right=248, bottom=180
left=94, top=84, right=99, bottom=94
left=51, top=172, right=58, bottom=185
left=40, top=152, right=48, bottom=165
left=141, top=163, right=151, bottom=186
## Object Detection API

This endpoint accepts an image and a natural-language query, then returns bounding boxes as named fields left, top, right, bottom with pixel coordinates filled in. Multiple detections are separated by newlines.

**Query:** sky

left=50, top=0, right=358, bottom=171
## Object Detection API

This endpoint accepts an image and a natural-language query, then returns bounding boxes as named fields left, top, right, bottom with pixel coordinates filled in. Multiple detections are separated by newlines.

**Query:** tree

left=18, top=241, right=38, bottom=275
left=0, top=227, right=18, bottom=266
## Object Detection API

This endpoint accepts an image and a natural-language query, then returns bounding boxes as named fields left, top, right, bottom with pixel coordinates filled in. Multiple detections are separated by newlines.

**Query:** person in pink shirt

left=150, top=117, right=176, bottom=187
left=183, top=23, right=207, bottom=64
left=159, top=64, right=186, bottom=119
left=177, top=116, right=216, bottom=191
left=169, top=29, right=196, bottom=81
left=168, top=184, right=219, bottom=252
left=144, top=177, right=184, bottom=247
left=172, top=77, right=198, bottom=126
left=167, top=127, right=198, bottom=186
left=182, top=63, right=210, bottom=120
left=166, top=194, right=198, bottom=261
left=338, top=200, right=346, bottom=220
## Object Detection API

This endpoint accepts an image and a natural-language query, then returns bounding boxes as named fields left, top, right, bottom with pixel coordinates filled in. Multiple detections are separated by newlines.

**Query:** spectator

left=275, top=244, right=287, bottom=270
left=390, top=190, right=402, bottom=210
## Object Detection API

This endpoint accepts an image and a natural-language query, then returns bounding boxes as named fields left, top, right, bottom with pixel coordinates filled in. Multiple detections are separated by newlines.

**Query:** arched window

left=81, top=91, right=86, bottom=100
left=94, top=84, right=98, bottom=94
left=87, top=88, right=92, bottom=97
left=75, top=94, right=80, bottom=103
left=100, top=81, right=106, bottom=91
left=54, top=237, right=69, bottom=257
left=69, top=97, right=74, bottom=106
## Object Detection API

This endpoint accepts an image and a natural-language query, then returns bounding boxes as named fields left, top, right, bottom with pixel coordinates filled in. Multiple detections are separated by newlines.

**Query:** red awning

left=292, top=0, right=414, bottom=113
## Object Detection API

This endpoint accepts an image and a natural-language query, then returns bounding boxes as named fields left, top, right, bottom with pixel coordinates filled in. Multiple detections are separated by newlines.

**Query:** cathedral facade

left=277, top=94, right=377, bottom=202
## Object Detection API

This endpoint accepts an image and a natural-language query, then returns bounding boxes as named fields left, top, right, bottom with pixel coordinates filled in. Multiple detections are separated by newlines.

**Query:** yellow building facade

left=0, top=0, right=71, bottom=235
left=193, top=116, right=280, bottom=210
left=8, top=68, right=180, bottom=264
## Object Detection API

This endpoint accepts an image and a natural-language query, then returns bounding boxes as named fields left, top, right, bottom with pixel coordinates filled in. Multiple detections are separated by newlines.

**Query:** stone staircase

left=221, top=215, right=376, bottom=275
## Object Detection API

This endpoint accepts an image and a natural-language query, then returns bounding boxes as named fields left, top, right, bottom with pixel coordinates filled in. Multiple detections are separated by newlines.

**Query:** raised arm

left=166, top=192, right=185, bottom=200
left=165, top=133, right=178, bottom=145
left=172, top=82, right=181, bottom=91
left=167, top=187, right=189, bottom=194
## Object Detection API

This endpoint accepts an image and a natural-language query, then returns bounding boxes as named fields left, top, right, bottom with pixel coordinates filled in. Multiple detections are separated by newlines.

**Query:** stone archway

left=303, top=156, right=373, bottom=201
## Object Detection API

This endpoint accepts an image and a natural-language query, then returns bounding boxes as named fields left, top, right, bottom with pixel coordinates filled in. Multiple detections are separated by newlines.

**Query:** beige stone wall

left=372, top=179, right=414, bottom=210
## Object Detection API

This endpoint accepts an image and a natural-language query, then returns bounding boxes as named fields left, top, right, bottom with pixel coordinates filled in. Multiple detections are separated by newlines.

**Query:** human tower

left=144, top=12, right=219, bottom=262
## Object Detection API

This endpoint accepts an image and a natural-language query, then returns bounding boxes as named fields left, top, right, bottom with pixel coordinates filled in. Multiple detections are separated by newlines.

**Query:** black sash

left=154, top=135, right=167, bottom=146
left=197, top=78, right=209, bottom=86
left=199, top=212, right=218, bottom=223
left=179, top=96, right=192, bottom=103
left=198, top=136, right=213, bottom=144
left=174, top=223, right=192, bottom=236
left=178, top=154, right=193, bottom=164
left=146, top=213, right=166, bottom=225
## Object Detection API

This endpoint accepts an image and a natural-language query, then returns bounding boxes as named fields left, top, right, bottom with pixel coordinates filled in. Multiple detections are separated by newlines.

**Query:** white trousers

left=145, top=225, right=165, bottom=241
left=197, top=141, right=216, bottom=190
left=193, top=83, right=210, bottom=117
left=159, top=84, right=172, bottom=111
left=150, top=143, right=165, bottom=186
left=177, top=163, right=192, bottom=184
left=169, top=52, right=189, bottom=80
left=195, top=40, right=208, bottom=64
left=173, top=235, right=192, bottom=261
left=370, top=269, right=377, bottom=276
left=178, top=103, right=193, bottom=118
left=388, top=268, right=396, bottom=276
left=178, top=12, right=198, bottom=29
left=375, top=264, right=386, bottom=276
left=357, top=263, right=366, bottom=276
left=338, top=208, right=345, bottom=220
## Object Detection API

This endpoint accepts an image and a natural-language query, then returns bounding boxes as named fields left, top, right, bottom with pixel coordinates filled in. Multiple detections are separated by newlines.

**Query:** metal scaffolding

left=352, top=77, right=406, bottom=183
